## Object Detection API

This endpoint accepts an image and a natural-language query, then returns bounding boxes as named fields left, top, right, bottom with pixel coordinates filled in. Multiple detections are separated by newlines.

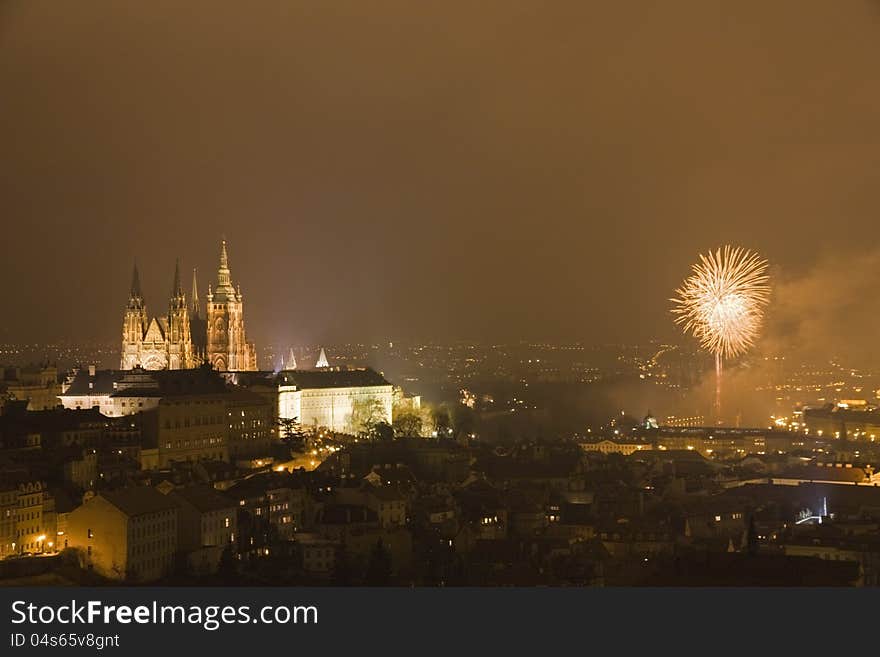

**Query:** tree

left=431, top=405, right=452, bottom=437
left=746, top=513, right=759, bottom=557
left=217, top=544, right=238, bottom=585
left=365, top=539, right=392, bottom=586
left=451, top=403, right=476, bottom=439
left=276, top=416, right=307, bottom=450
left=393, top=412, right=423, bottom=438
left=372, top=421, right=394, bottom=441
left=348, top=397, right=388, bottom=437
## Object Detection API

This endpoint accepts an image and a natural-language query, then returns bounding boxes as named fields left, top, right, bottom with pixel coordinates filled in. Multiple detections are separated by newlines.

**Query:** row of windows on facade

left=165, top=453, right=225, bottom=463
left=16, top=526, right=42, bottom=536
left=202, top=517, right=232, bottom=530
left=19, top=541, right=44, bottom=551
left=130, top=537, right=173, bottom=556
left=164, top=437, right=224, bottom=449
left=164, top=416, right=222, bottom=429
left=229, top=410, right=262, bottom=417
left=253, top=507, right=294, bottom=519
left=228, top=431, right=267, bottom=441
left=131, top=519, right=176, bottom=538
left=230, top=420, right=265, bottom=429
left=13, top=510, right=43, bottom=520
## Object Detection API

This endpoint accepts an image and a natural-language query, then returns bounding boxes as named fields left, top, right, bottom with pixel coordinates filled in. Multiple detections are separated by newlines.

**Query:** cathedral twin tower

left=120, top=240, right=257, bottom=372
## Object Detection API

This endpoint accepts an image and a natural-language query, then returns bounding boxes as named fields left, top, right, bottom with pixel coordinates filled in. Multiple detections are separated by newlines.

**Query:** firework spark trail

left=671, top=246, right=771, bottom=421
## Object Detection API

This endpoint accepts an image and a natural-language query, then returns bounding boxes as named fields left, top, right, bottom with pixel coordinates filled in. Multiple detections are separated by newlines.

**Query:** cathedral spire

left=316, top=347, right=329, bottom=369
left=191, top=267, right=200, bottom=317
left=130, top=262, right=142, bottom=299
left=172, top=258, right=183, bottom=298
left=213, top=238, right=236, bottom=300
left=220, top=239, right=229, bottom=270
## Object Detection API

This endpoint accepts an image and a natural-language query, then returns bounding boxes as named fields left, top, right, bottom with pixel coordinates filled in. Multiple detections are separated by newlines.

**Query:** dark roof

left=367, top=464, right=417, bottom=485
left=235, top=368, right=390, bottom=390
left=225, top=471, right=305, bottom=499
left=0, top=407, right=106, bottom=437
left=110, top=388, right=163, bottom=398
left=61, top=370, right=123, bottom=396
left=99, top=486, right=178, bottom=517
left=50, top=487, right=80, bottom=514
left=168, top=485, right=235, bottom=513
left=224, top=388, right=271, bottom=405
left=286, top=368, right=389, bottom=389
left=366, top=485, right=406, bottom=502
left=320, top=503, right=378, bottom=525
left=153, top=368, right=228, bottom=395
left=62, top=367, right=229, bottom=398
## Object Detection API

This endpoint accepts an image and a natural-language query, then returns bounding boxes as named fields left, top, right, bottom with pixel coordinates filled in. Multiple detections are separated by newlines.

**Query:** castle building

left=229, top=367, right=393, bottom=435
left=119, top=239, right=256, bottom=372
left=205, top=240, right=257, bottom=372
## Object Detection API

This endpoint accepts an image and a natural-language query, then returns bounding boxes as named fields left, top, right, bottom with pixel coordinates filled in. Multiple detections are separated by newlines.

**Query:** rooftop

left=233, top=368, right=390, bottom=390
left=167, top=485, right=236, bottom=513
left=99, top=486, right=179, bottom=517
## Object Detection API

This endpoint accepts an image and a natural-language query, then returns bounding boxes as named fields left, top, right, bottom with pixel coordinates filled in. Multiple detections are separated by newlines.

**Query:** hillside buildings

left=67, top=487, right=178, bottom=582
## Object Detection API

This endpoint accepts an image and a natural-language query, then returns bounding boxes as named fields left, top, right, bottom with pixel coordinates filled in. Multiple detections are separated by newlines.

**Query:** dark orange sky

left=2, top=1, right=879, bottom=347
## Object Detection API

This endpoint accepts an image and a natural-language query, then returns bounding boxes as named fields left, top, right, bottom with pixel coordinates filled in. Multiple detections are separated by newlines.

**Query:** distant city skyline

left=3, top=2, right=880, bottom=357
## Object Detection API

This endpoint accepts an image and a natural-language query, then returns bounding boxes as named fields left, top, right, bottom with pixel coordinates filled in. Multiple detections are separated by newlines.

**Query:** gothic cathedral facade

left=120, top=240, right=257, bottom=372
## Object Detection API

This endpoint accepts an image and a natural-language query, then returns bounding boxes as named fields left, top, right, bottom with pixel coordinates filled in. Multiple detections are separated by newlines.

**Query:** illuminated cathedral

left=120, top=240, right=257, bottom=371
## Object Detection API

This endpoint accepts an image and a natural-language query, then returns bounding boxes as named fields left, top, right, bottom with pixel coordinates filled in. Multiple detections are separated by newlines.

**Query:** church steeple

left=220, top=239, right=229, bottom=269
left=128, top=262, right=144, bottom=309
left=213, top=239, right=236, bottom=300
left=191, top=267, right=200, bottom=317
left=167, top=258, right=192, bottom=364
left=122, top=261, right=148, bottom=368
left=172, top=258, right=184, bottom=299
left=205, top=237, right=257, bottom=371
left=131, top=262, right=141, bottom=297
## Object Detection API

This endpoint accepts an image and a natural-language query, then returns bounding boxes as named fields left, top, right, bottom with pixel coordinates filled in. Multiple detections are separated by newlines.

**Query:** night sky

left=2, top=2, right=879, bottom=350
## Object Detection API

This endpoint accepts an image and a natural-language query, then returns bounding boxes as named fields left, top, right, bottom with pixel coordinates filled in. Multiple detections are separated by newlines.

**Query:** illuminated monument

left=120, top=240, right=256, bottom=372
left=120, top=260, right=199, bottom=370
left=205, top=240, right=257, bottom=371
